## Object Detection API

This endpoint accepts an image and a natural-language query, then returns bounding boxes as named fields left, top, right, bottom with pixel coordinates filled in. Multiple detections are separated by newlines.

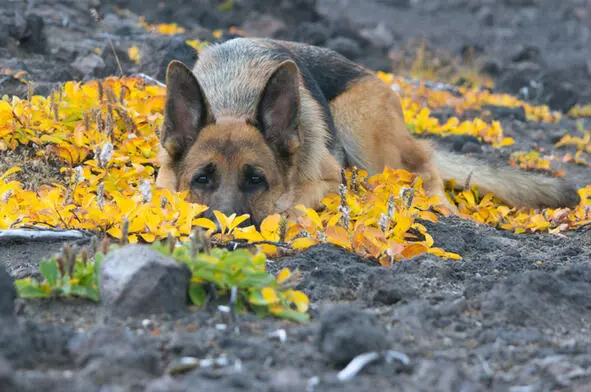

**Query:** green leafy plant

left=14, top=244, right=102, bottom=301
left=14, top=226, right=310, bottom=323
left=151, top=231, right=310, bottom=323
left=218, top=0, right=235, bottom=12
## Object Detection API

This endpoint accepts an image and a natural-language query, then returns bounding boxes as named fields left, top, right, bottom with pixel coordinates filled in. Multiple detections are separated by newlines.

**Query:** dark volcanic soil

left=1, top=0, right=591, bottom=391
left=3, top=222, right=591, bottom=391
left=1, top=0, right=591, bottom=109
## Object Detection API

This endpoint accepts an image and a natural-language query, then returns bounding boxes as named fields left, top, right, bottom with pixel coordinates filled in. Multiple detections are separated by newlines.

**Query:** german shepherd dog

left=155, top=37, right=580, bottom=225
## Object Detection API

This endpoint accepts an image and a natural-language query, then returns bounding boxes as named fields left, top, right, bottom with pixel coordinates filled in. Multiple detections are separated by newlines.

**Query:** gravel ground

left=1, top=0, right=590, bottom=391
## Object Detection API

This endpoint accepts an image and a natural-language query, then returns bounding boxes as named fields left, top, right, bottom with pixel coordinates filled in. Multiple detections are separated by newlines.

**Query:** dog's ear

left=161, top=60, right=215, bottom=160
left=256, top=60, right=302, bottom=158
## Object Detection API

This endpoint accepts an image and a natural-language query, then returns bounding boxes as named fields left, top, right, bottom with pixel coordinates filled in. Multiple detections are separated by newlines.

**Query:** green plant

left=14, top=226, right=310, bottom=323
left=15, top=244, right=102, bottom=301
left=152, top=231, right=310, bottom=323
left=218, top=0, right=235, bottom=12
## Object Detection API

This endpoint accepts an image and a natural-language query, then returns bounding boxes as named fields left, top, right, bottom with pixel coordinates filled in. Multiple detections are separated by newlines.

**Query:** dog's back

left=193, top=38, right=368, bottom=119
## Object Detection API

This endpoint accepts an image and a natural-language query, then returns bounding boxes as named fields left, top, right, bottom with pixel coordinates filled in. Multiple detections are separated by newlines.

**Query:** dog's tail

left=432, top=149, right=581, bottom=209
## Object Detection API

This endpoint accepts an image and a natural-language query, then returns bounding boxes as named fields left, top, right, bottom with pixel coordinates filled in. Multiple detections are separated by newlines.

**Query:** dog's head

left=155, top=60, right=302, bottom=225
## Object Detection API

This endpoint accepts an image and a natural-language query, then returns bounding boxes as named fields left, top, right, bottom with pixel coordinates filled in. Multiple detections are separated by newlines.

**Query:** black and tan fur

left=156, top=37, right=581, bottom=224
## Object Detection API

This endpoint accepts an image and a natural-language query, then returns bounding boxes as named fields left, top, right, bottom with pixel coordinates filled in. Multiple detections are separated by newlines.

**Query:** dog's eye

left=191, top=164, right=216, bottom=190
left=248, top=175, right=265, bottom=185
left=191, top=169, right=214, bottom=188
left=243, top=165, right=267, bottom=191
left=195, top=175, right=209, bottom=184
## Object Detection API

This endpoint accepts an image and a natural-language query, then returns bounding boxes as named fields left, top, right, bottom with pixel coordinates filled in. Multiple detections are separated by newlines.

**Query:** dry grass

left=389, top=39, right=494, bottom=89
left=0, top=147, right=66, bottom=190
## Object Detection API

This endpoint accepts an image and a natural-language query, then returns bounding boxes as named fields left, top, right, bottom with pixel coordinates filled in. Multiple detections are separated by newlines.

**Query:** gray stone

left=145, top=375, right=186, bottom=392
left=0, top=354, right=15, bottom=392
left=0, top=320, right=74, bottom=369
left=460, top=141, right=483, bottom=154
left=359, top=22, right=395, bottom=49
left=9, top=12, right=28, bottom=40
left=412, top=360, right=484, bottom=392
left=361, top=270, right=419, bottom=306
left=504, top=0, right=536, bottom=6
left=99, top=245, right=191, bottom=317
left=242, top=14, right=287, bottom=38
left=476, top=6, right=494, bottom=26
left=0, top=264, right=16, bottom=318
left=100, top=45, right=132, bottom=78
left=325, top=36, right=362, bottom=60
left=511, top=45, right=543, bottom=64
left=168, top=332, right=209, bottom=358
left=12, top=370, right=97, bottom=392
left=483, top=104, right=527, bottom=121
left=68, top=327, right=162, bottom=385
left=153, top=36, right=199, bottom=82
left=294, top=22, right=331, bottom=46
left=268, top=368, right=307, bottom=392
left=317, top=307, right=388, bottom=365
left=71, top=53, right=106, bottom=77
left=375, top=0, right=411, bottom=8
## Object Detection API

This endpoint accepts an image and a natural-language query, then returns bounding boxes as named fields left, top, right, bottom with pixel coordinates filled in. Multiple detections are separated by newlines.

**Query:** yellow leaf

left=260, top=214, right=281, bottom=235
left=284, top=289, right=309, bottom=313
left=291, top=237, right=319, bottom=249
left=429, top=247, right=463, bottom=260
left=499, top=137, right=515, bottom=147
left=213, top=210, right=228, bottom=233
left=400, top=243, right=429, bottom=259
left=2, top=71, right=587, bottom=279
left=305, top=207, right=323, bottom=229
left=233, top=226, right=264, bottom=242
left=127, top=46, right=140, bottom=63
left=423, top=232, right=434, bottom=247
left=116, top=198, right=137, bottom=216
left=193, top=218, right=218, bottom=232
left=227, top=213, right=250, bottom=231
left=261, top=244, right=278, bottom=256
left=107, top=226, right=122, bottom=239
left=140, top=232, right=156, bottom=242
left=269, top=304, right=287, bottom=315
left=463, top=190, right=476, bottom=208
left=261, top=287, right=280, bottom=304
left=417, top=210, right=438, bottom=222
left=251, top=252, right=267, bottom=266
left=326, top=212, right=342, bottom=227
left=325, top=226, right=351, bottom=250
left=352, top=227, right=387, bottom=259
left=277, top=268, right=291, bottom=284
left=393, top=215, right=412, bottom=241
left=0, top=166, right=21, bottom=181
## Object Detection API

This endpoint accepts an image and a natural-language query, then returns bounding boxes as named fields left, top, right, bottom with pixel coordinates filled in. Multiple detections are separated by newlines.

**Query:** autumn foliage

left=0, top=69, right=590, bottom=266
